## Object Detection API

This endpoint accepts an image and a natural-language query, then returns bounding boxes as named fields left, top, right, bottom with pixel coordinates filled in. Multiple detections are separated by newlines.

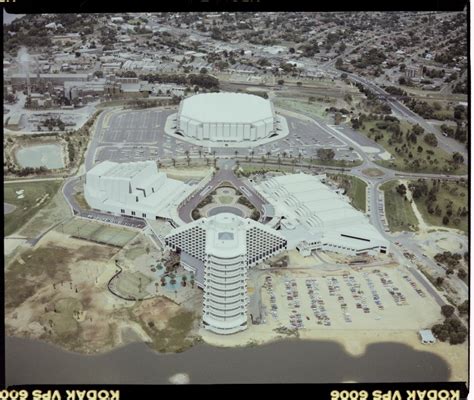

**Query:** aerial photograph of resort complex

left=3, top=9, right=469, bottom=385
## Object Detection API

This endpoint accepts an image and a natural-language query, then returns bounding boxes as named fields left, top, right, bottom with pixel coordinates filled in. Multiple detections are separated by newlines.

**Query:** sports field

left=56, top=218, right=138, bottom=247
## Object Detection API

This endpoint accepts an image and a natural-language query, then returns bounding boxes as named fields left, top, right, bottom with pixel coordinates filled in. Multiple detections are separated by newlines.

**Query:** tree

left=335, top=58, right=343, bottom=69
left=441, top=305, right=454, bottom=318
left=412, top=124, right=424, bottom=136
left=435, top=276, right=444, bottom=286
left=458, top=269, right=467, bottom=280
left=277, top=79, right=284, bottom=85
left=289, top=47, right=295, bottom=54
left=317, top=148, right=335, bottom=161
left=424, top=133, right=438, bottom=147
left=458, top=300, right=468, bottom=314
left=452, top=152, right=464, bottom=165
left=396, top=184, right=407, bottom=196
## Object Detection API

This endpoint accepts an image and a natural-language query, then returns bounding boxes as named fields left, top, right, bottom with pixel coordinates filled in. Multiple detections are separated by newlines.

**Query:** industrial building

left=165, top=213, right=287, bottom=334
left=166, top=92, right=289, bottom=147
left=10, top=73, right=91, bottom=89
left=63, top=79, right=107, bottom=101
left=5, top=113, right=23, bottom=130
left=254, top=173, right=389, bottom=256
left=84, top=160, right=192, bottom=221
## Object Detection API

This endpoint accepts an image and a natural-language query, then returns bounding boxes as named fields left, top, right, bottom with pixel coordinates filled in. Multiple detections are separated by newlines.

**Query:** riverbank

left=6, top=335, right=454, bottom=384
left=200, top=328, right=467, bottom=382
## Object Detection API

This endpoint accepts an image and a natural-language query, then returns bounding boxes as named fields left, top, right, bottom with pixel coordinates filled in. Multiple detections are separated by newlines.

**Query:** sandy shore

left=200, top=327, right=467, bottom=382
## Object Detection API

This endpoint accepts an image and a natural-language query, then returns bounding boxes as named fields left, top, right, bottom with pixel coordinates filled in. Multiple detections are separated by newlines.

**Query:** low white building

left=165, top=213, right=287, bottom=335
left=254, top=173, right=389, bottom=256
left=84, top=161, right=192, bottom=221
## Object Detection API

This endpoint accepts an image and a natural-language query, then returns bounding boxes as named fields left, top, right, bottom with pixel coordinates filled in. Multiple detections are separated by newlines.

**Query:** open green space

left=328, top=174, right=367, bottom=212
left=273, top=97, right=329, bottom=118
left=137, top=308, right=199, bottom=353
left=358, top=119, right=467, bottom=175
left=380, top=180, right=419, bottom=232
left=308, top=158, right=363, bottom=168
left=362, top=168, right=385, bottom=177
left=56, top=218, right=138, bottom=247
left=5, top=245, right=73, bottom=309
left=74, top=191, right=91, bottom=211
left=4, top=180, right=63, bottom=236
left=115, top=271, right=152, bottom=300
left=217, top=195, right=233, bottom=204
left=40, top=298, right=83, bottom=338
left=409, top=179, right=468, bottom=234
left=239, top=164, right=295, bottom=176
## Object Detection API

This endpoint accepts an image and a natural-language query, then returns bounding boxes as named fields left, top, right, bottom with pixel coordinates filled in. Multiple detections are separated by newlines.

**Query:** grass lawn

left=273, top=98, right=329, bottom=118
left=4, top=180, right=63, bottom=236
left=5, top=245, right=73, bottom=309
left=380, top=180, right=419, bottom=232
left=115, top=271, right=152, bottom=300
left=132, top=305, right=198, bottom=353
left=410, top=179, right=468, bottom=234
left=309, top=158, right=364, bottom=168
left=359, top=120, right=467, bottom=175
left=362, top=168, right=385, bottom=177
left=329, top=174, right=367, bottom=212
left=40, top=298, right=83, bottom=338
left=240, top=164, right=294, bottom=175
left=74, top=191, right=91, bottom=210
left=217, top=195, right=233, bottom=204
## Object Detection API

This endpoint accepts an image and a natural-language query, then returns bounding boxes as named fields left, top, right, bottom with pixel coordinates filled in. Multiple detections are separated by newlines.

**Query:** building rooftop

left=255, top=173, right=389, bottom=250
left=419, top=330, right=436, bottom=344
left=179, top=92, right=274, bottom=124
left=205, top=213, right=246, bottom=257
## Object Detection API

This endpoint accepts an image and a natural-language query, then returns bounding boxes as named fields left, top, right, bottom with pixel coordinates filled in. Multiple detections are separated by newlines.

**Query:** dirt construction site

left=5, top=230, right=202, bottom=354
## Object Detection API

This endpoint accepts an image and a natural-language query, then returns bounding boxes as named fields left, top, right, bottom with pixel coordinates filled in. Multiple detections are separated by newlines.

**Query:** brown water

left=6, top=336, right=450, bottom=384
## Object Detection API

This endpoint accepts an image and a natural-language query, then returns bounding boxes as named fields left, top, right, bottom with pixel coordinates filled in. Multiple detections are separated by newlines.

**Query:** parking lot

left=96, top=145, right=161, bottom=164
left=74, top=210, right=146, bottom=229
left=92, top=107, right=361, bottom=166
left=260, top=267, right=439, bottom=331
left=101, top=109, right=173, bottom=144
left=93, top=108, right=199, bottom=165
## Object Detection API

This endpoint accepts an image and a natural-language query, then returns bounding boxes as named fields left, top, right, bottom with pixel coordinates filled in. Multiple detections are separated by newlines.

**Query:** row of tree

left=432, top=306, right=467, bottom=345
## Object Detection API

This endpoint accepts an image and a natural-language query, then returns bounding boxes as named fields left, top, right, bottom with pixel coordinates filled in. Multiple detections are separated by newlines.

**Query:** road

left=228, top=105, right=468, bottom=302
left=339, top=71, right=468, bottom=158
left=177, top=159, right=269, bottom=224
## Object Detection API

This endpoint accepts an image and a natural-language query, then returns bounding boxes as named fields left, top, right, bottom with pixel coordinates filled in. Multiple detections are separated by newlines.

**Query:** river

left=6, top=336, right=450, bottom=384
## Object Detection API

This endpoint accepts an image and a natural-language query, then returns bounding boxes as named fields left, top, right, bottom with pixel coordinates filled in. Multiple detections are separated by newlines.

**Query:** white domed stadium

left=165, top=92, right=289, bottom=147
